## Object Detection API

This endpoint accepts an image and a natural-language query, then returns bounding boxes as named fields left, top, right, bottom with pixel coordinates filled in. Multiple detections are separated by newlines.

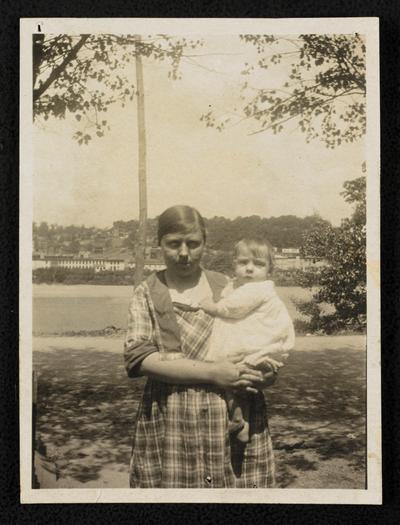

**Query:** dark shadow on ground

left=34, top=349, right=145, bottom=483
left=33, top=345, right=365, bottom=487
left=266, top=348, right=366, bottom=487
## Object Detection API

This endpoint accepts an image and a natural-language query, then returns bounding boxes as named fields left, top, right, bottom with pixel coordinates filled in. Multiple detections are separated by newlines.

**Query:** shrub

left=296, top=176, right=366, bottom=334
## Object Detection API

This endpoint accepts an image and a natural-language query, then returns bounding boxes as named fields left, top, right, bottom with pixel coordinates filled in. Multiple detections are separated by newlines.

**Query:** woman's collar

left=146, top=268, right=228, bottom=313
left=146, top=271, right=171, bottom=314
left=202, top=268, right=228, bottom=301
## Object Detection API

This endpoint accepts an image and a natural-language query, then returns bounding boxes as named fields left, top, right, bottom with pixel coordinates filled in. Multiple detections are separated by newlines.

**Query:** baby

left=200, top=237, right=295, bottom=443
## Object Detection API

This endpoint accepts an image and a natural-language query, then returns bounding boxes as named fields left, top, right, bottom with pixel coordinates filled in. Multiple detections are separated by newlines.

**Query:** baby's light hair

left=234, top=237, right=275, bottom=273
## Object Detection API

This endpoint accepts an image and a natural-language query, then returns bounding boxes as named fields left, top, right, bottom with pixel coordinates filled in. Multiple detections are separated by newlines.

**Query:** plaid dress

left=124, top=271, right=275, bottom=488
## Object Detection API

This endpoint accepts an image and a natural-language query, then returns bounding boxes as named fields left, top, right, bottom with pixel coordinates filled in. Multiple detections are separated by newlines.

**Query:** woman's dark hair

left=157, top=205, right=206, bottom=245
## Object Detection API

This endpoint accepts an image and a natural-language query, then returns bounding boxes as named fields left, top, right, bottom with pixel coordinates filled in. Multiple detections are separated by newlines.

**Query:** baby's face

left=234, top=248, right=270, bottom=284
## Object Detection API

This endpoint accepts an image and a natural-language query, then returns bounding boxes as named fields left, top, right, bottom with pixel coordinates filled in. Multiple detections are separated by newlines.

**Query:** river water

left=33, top=284, right=310, bottom=334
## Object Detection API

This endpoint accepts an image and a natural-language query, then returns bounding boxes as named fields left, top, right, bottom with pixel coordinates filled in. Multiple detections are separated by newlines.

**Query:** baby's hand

left=198, top=297, right=218, bottom=315
left=261, top=357, right=284, bottom=373
left=247, top=355, right=284, bottom=373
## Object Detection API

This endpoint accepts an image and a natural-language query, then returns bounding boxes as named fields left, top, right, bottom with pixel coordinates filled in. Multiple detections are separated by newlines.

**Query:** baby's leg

left=226, top=390, right=245, bottom=434
left=235, top=396, right=250, bottom=443
left=226, top=391, right=250, bottom=443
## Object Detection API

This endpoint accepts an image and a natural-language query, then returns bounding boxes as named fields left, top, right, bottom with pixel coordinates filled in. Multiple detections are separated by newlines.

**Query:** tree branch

left=183, top=52, right=243, bottom=57
left=239, top=82, right=327, bottom=125
left=33, top=35, right=90, bottom=103
left=183, top=56, right=230, bottom=76
left=248, top=89, right=360, bottom=136
left=331, top=41, right=365, bottom=92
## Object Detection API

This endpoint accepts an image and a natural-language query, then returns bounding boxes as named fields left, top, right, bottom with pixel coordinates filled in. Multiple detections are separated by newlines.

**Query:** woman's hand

left=226, top=352, right=279, bottom=393
left=257, top=356, right=284, bottom=373
left=211, top=359, right=264, bottom=391
left=242, top=368, right=278, bottom=393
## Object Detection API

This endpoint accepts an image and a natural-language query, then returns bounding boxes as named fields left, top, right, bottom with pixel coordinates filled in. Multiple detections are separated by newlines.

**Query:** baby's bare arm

left=199, top=283, right=269, bottom=319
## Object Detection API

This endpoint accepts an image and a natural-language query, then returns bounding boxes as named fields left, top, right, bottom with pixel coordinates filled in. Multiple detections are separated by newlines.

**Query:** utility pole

left=134, top=35, right=147, bottom=287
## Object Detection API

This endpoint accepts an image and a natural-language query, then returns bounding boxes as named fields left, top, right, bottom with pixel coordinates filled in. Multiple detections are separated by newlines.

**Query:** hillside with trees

left=205, top=214, right=330, bottom=251
left=33, top=213, right=332, bottom=256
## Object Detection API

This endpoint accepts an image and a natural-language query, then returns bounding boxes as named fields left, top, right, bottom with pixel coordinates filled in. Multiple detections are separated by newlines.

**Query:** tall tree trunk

left=134, top=37, right=147, bottom=287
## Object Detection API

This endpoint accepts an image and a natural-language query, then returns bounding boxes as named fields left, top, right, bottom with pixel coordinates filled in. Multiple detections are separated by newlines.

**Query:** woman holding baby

left=124, top=205, right=294, bottom=488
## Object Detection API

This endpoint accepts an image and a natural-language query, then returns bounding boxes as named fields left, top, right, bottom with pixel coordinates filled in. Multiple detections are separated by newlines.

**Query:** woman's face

left=160, top=228, right=205, bottom=279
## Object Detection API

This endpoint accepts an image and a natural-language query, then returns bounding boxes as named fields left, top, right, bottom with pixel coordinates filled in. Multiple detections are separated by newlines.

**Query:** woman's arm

left=124, top=284, right=159, bottom=377
left=138, top=352, right=264, bottom=390
left=125, top=282, right=266, bottom=390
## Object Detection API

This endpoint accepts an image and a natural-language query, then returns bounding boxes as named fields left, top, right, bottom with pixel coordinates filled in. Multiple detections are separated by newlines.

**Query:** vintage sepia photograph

left=20, top=18, right=381, bottom=504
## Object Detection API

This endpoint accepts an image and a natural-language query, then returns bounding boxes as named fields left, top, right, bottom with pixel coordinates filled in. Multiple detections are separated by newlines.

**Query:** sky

left=33, top=34, right=365, bottom=228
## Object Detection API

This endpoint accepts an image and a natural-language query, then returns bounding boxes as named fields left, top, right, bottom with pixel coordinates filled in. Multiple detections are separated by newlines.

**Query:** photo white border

left=20, top=17, right=381, bottom=504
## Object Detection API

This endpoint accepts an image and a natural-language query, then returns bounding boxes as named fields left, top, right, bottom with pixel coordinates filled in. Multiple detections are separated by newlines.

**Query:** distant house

left=32, top=253, right=167, bottom=273
left=32, top=254, right=51, bottom=270
left=106, top=235, right=121, bottom=250
left=35, top=236, right=50, bottom=252
left=275, top=256, right=327, bottom=270
left=281, top=248, right=300, bottom=256
left=145, top=259, right=165, bottom=271
left=32, top=254, right=125, bottom=272
left=111, top=223, right=130, bottom=239
left=77, top=251, right=91, bottom=259
left=127, top=259, right=165, bottom=272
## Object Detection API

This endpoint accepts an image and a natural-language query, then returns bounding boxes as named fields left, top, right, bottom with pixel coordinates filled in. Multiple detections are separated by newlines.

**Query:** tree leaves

left=33, top=34, right=203, bottom=145
left=298, top=176, right=366, bottom=332
left=204, top=34, right=366, bottom=148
